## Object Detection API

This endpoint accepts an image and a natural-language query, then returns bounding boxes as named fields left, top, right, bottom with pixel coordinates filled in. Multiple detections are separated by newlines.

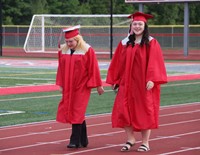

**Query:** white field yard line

left=0, top=111, right=25, bottom=116
left=0, top=90, right=115, bottom=102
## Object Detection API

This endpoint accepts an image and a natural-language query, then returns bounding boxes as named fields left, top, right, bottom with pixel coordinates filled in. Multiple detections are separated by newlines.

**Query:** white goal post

left=23, top=14, right=130, bottom=54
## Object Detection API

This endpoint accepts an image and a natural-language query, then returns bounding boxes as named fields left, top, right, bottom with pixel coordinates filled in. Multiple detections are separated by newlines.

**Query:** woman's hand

left=146, top=81, right=154, bottom=90
left=97, top=86, right=104, bottom=95
left=112, top=84, right=119, bottom=90
left=59, top=86, right=63, bottom=93
left=112, top=84, right=119, bottom=94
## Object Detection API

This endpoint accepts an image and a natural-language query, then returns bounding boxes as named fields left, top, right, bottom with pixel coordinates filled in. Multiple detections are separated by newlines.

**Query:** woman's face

left=130, top=21, right=145, bottom=36
left=65, top=38, right=78, bottom=50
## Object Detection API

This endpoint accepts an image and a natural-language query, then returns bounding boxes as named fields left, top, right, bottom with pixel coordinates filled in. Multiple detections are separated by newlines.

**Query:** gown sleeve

left=86, top=47, right=102, bottom=88
left=146, top=39, right=168, bottom=85
left=56, top=50, right=63, bottom=87
left=106, top=42, right=125, bottom=85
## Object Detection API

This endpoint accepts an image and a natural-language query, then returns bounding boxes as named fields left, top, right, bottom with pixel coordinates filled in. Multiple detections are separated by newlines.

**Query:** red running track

left=0, top=102, right=200, bottom=155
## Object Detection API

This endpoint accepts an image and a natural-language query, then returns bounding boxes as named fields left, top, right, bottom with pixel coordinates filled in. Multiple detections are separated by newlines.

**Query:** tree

left=2, top=0, right=48, bottom=25
left=189, top=3, right=200, bottom=24
left=88, top=0, right=110, bottom=14
left=30, top=0, right=48, bottom=14
left=146, top=3, right=183, bottom=25
left=2, top=0, right=200, bottom=25
left=113, top=0, right=137, bottom=14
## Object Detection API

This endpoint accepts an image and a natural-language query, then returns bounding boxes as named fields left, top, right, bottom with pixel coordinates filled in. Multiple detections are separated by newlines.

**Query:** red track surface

left=0, top=102, right=200, bottom=155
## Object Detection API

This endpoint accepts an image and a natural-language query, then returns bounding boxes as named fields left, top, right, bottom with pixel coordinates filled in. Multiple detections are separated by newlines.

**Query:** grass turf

left=0, top=66, right=200, bottom=127
left=0, top=80, right=200, bottom=127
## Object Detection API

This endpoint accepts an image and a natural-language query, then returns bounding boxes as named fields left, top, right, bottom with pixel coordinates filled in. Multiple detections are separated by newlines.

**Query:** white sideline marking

left=0, top=111, right=25, bottom=116
left=160, top=109, right=200, bottom=117
left=0, top=113, right=111, bottom=130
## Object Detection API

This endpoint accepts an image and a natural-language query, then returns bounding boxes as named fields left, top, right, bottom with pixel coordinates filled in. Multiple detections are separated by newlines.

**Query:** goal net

left=23, top=14, right=130, bottom=55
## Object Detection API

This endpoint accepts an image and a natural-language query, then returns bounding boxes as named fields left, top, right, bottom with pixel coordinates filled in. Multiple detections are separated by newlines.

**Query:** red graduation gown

left=106, top=36, right=167, bottom=131
left=56, top=45, right=102, bottom=124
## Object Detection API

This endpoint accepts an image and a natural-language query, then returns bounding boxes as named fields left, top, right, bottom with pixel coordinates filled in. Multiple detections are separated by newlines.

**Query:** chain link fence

left=2, top=25, right=200, bottom=58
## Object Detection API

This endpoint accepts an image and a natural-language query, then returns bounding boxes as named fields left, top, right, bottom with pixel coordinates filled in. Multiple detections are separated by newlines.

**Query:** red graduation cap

left=63, top=25, right=80, bottom=39
left=128, top=12, right=153, bottom=23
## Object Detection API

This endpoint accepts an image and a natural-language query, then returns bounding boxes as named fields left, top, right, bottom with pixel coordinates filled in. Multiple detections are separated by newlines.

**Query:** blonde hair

left=60, top=35, right=88, bottom=53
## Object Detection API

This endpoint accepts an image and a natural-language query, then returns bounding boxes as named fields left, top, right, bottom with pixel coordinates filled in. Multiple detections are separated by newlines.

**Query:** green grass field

left=0, top=66, right=200, bottom=127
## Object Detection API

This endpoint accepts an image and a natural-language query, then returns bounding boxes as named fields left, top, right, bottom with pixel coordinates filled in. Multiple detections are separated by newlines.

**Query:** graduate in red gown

left=106, top=12, right=167, bottom=152
left=56, top=25, right=104, bottom=148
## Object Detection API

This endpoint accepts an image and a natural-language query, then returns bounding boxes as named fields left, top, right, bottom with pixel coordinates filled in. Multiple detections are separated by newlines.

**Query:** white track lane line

left=0, top=113, right=111, bottom=130
left=158, top=147, right=200, bottom=155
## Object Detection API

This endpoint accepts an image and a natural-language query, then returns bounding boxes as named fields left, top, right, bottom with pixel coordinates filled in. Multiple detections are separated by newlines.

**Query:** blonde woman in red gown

left=56, top=25, right=104, bottom=148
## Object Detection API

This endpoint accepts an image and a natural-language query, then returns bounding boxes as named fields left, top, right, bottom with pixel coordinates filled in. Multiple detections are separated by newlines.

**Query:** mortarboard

left=63, top=25, right=80, bottom=39
left=128, top=12, right=153, bottom=23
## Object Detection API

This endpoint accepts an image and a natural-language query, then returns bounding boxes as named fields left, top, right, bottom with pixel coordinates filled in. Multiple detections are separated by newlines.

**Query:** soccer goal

left=23, top=14, right=130, bottom=54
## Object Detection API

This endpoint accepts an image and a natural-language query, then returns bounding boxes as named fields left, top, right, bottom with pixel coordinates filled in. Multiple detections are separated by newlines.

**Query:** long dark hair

left=126, top=23, right=150, bottom=47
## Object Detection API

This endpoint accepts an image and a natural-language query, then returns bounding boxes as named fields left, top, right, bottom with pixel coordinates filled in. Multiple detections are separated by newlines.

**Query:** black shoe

left=67, top=143, right=79, bottom=148
left=81, top=144, right=88, bottom=148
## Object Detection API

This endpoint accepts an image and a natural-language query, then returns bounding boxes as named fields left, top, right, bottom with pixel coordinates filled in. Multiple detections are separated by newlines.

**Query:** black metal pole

left=139, top=3, right=144, bottom=12
left=0, top=0, right=2, bottom=56
left=110, top=0, right=113, bottom=59
left=183, top=2, right=189, bottom=56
